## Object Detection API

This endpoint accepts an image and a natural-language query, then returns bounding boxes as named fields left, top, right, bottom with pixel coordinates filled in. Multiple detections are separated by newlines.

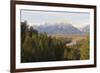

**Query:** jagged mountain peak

left=35, top=23, right=84, bottom=35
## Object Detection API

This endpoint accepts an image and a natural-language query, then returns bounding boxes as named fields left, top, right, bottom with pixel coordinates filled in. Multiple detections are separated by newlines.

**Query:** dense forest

left=21, top=21, right=89, bottom=63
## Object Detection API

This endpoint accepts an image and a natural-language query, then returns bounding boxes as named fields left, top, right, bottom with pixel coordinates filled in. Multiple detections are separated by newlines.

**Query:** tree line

left=21, top=21, right=65, bottom=62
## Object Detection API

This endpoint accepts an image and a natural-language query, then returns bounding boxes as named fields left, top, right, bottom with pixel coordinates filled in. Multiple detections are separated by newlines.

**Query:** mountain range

left=33, top=23, right=89, bottom=35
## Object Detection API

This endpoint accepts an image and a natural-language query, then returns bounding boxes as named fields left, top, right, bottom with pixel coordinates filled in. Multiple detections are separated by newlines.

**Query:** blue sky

left=21, top=10, right=90, bottom=28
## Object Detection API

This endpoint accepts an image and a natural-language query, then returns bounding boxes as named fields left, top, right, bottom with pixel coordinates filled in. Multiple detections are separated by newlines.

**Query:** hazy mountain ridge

left=81, top=25, right=89, bottom=33
left=33, top=23, right=89, bottom=35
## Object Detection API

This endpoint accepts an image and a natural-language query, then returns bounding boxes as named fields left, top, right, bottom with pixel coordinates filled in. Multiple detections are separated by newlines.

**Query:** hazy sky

left=21, top=10, right=90, bottom=28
